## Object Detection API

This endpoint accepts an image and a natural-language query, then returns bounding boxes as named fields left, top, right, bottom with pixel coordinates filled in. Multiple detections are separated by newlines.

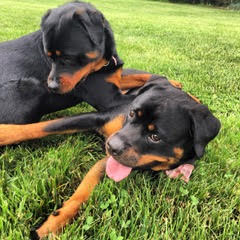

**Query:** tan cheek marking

left=60, top=64, right=92, bottom=93
left=187, top=93, right=201, bottom=103
left=152, top=163, right=173, bottom=171
left=137, top=154, right=170, bottom=166
left=106, top=68, right=123, bottom=89
left=56, top=50, right=61, bottom=56
left=173, top=147, right=184, bottom=159
left=148, top=124, right=155, bottom=131
left=137, top=154, right=179, bottom=170
left=86, top=51, right=99, bottom=59
left=151, top=158, right=179, bottom=171
left=60, top=58, right=107, bottom=93
left=100, top=115, right=125, bottom=138
left=47, top=52, right=52, bottom=57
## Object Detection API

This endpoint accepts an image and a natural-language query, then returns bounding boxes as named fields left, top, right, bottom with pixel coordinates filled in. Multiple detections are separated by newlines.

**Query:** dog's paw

left=165, top=164, right=194, bottom=183
left=36, top=200, right=81, bottom=239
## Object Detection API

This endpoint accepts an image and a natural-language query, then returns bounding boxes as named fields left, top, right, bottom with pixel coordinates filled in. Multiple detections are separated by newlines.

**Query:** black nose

left=48, top=78, right=59, bottom=92
left=107, top=137, right=125, bottom=157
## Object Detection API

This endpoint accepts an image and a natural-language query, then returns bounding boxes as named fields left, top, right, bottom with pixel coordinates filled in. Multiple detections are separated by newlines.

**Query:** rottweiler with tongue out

left=0, top=70, right=220, bottom=239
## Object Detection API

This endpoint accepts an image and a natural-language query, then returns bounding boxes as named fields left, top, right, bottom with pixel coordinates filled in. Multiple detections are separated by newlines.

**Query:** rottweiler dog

left=0, top=69, right=221, bottom=239
left=0, top=1, right=150, bottom=124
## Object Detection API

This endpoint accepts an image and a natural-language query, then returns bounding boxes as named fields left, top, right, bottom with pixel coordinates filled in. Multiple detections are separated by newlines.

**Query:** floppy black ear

left=73, top=9, right=105, bottom=46
left=41, top=9, right=52, bottom=28
left=188, top=104, right=221, bottom=158
left=102, top=19, right=117, bottom=61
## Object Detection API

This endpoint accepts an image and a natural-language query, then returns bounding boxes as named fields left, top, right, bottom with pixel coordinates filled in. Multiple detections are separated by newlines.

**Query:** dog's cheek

left=59, top=65, right=92, bottom=93
left=136, top=154, right=179, bottom=169
left=59, top=59, right=108, bottom=93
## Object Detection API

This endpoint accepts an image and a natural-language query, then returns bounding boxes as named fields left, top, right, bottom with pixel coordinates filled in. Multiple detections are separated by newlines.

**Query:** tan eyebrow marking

left=137, top=110, right=143, bottom=117
left=148, top=124, right=155, bottom=131
left=56, top=50, right=61, bottom=56
left=137, top=154, right=179, bottom=167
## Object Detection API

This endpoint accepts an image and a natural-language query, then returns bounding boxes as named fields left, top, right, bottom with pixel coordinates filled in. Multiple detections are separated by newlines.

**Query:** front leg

left=119, top=73, right=152, bottom=90
left=118, top=70, right=182, bottom=91
left=0, top=112, right=110, bottom=145
left=33, top=157, right=107, bottom=239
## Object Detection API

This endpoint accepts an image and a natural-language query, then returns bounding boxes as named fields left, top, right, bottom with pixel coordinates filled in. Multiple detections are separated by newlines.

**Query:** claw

left=29, top=229, right=40, bottom=240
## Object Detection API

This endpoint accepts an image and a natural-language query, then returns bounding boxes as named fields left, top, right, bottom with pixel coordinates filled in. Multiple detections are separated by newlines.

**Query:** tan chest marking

left=106, top=68, right=122, bottom=89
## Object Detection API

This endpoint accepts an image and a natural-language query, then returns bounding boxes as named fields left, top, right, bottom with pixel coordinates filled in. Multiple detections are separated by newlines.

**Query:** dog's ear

left=102, top=19, right=116, bottom=61
left=41, top=9, right=52, bottom=27
left=188, top=104, right=221, bottom=158
left=73, top=9, right=116, bottom=61
left=73, top=9, right=105, bottom=47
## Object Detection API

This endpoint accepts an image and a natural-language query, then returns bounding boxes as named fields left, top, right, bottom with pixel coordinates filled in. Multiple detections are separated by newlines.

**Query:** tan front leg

left=0, top=119, right=77, bottom=146
left=36, top=157, right=107, bottom=239
left=119, top=74, right=152, bottom=90
left=0, top=120, right=55, bottom=145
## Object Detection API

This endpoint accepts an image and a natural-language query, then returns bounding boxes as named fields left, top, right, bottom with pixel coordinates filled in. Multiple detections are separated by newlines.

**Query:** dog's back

left=0, top=30, right=50, bottom=82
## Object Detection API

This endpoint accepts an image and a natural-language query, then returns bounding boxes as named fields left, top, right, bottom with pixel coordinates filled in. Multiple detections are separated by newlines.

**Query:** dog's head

left=41, top=1, right=116, bottom=94
left=105, top=77, right=221, bottom=181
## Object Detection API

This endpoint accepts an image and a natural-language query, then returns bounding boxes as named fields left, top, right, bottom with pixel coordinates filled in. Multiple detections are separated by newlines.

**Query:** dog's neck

left=99, top=54, right=124, bottom=73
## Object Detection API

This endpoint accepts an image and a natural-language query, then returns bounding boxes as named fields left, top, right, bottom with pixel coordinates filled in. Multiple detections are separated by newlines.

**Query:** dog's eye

left=129, top=110, right=135, bottom=118
left=61, top=57, right=72, bottom=65
left=149, top=134, right=161, bottom=143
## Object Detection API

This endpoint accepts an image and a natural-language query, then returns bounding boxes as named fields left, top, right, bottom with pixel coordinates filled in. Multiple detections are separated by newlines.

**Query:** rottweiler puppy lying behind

left=0, top=69, right=221, bottom=239
left=0, top=1, right=149, bottom=124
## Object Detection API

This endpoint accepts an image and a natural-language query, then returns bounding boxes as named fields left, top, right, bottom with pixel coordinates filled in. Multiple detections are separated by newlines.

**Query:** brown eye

left=129, top=110, right=135, bottom=118
left=150, top=134, right=161, bottom=142
left=61, top=56, right=72, bottom=65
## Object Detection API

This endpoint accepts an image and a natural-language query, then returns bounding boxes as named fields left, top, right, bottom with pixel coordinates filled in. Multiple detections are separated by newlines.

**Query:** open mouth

left=106, top=156, right=133, bottom=182
left=106, top=155, right=175, bottom=182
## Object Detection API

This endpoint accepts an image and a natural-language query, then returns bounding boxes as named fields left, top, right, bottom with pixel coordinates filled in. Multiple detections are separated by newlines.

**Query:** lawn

left=0, top=0, right=240, bottom=239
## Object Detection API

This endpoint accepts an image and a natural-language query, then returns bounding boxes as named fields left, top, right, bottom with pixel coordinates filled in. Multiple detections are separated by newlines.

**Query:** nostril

left=111, top=149, right=119, bottom=157
left=48, top=79, right=59, bottom=91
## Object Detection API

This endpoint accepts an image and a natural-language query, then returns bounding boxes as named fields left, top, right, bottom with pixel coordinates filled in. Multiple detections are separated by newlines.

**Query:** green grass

left=0, top=0, right=240, bottom=239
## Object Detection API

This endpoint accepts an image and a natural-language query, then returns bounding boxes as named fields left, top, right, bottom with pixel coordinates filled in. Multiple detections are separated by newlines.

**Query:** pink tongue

left=106, top=156, right=132, bottom=182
